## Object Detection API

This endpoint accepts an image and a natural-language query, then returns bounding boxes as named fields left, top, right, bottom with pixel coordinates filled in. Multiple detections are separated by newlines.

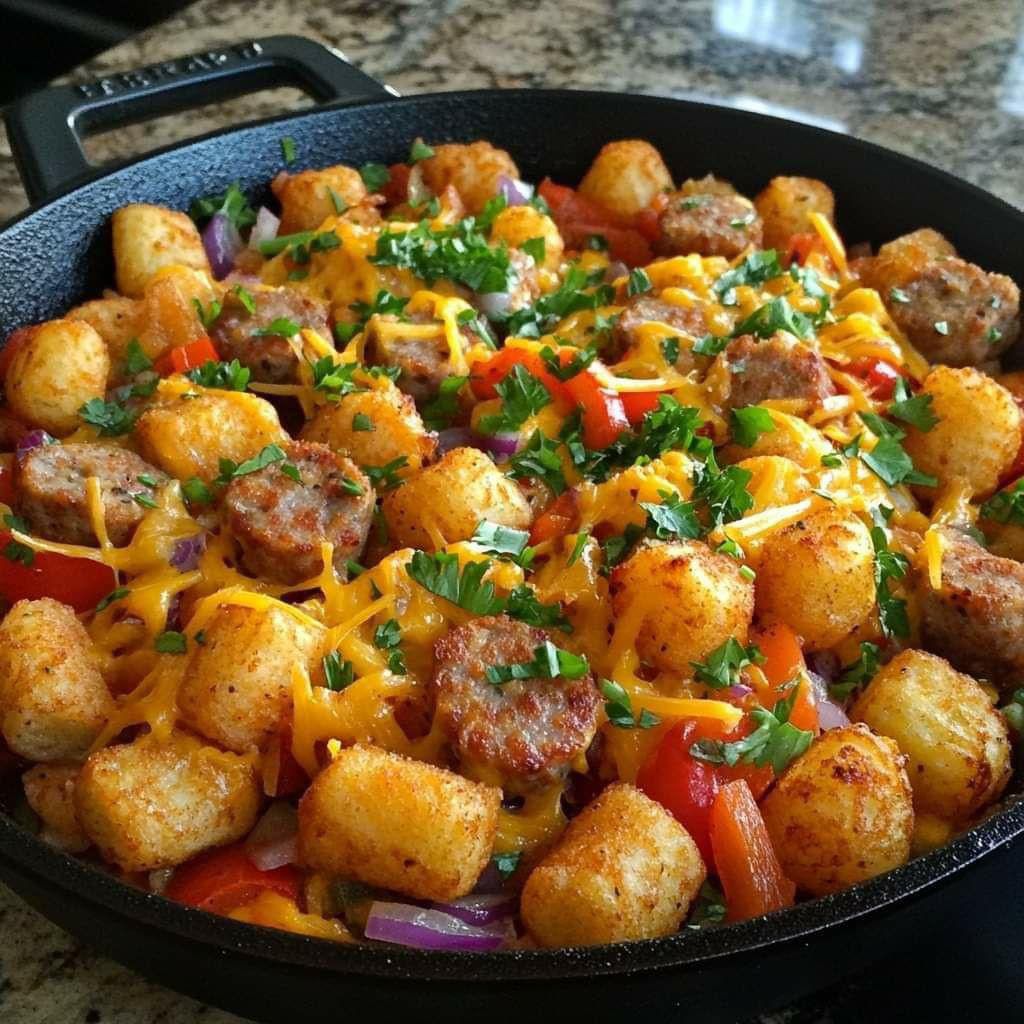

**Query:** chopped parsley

left=522, top=236, right=546, bottom=266
left=79, top=398, right=135, bottom=437
left=359, top=163, right=390, bottom=192
left=421, top=375, right=468, bottom=431
left=485, top=641, right=589, bottom=686
left=361, top=456, right=408, bottom=491
left=309, top=357, right=364, bottom=400
left=506, top=430, right=567, bottom=495
left=189, top=181, right=257, bottom=232
left=407, top=551, right=505, bottom=615
left=500, top=264, right=613, bottom=338
left=601, top=523, right=645, bottom=572
left=2, top=514, right=33, bottom=566
left=351, top=413, right=374, bottom=432
left=660, top=337, right=680, bottom=364
left=566, top=530, right=590, bottom=566
left=258, top=229, right=341, bottom=262
left=409, top=139, right=435, bottom=163
left=1001, top=689, right=1024, bottom=737
left=477, top=364, right=551, bottom=435
left=213, top=444, right=287, bottom=487
left=988, top=326, right=1004, bottom=345
left=186, top=359, right=251, bottom=391
left=693, top=333, right=729, bottom=357
left=687, top=881, right=727, bottom=929
left=713, top=249, right=782, bottom=302
left=95, top=587, right=130, bottom=613
left=154, top=631, right=187, bottom=655
left=493, top=851, right=522, bottom=879
left=323, top=651, right=355, bottom=692
left=470, top=520, right=534, bottom=566
left=182, top=477, right=214, bottom=505
left=981, top=478, right=1024, bottom=525
left=889, top=287, right=910, bottom=304
left=732, top=296, right=813, bottom=340
left=857, top=412, right=937, bottom=487
left=640, top=489, right=701, bottom=540
left=830, top=641, right=881, bottom=701
left=233, top=284, right=256, bottom=314
left=280, top=136, right=297, bottom=164
left=373, top=618, right=406, bottom=675
left=349, top=289, right=409, bottom=323
left=540, top=344, right=597, bottom=381
left=123, top=338, right=152, bottom=376
left=600, top=678, right=660, bottom=729
left=691, top=637, right=765, bottom=690
left=870, top=505, right=910, bottom=639
left=887, top=378, right=937, bottom=432
left=253, top=317, right=300, bottom=338
left=730, top=405, right=776, bottom=447
left=327, top=187, right=348, bottom=215
left=691, top=453, right=755, bottom=528
left=627, top=267, right=652, bottom=296
left=505, top=584, right=571, bottom=631
left=933, top=320, right=950, bottom=335
left=690, top=686, right=812, bottom=775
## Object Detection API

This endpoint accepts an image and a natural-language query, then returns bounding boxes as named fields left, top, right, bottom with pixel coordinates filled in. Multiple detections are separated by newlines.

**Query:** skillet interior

left=0, top=87, right=1022, bottom=1014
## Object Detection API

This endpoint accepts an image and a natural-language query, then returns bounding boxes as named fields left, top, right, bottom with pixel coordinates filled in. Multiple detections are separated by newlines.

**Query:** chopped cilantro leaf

left=352, top=413, right=374, bottom=432
left=730, top=405, right=776, bottom=447
left=627, top=267, right=652, bottom=296
left=154, top=631, right=187, bottom=655
left=693, top=333, right=729, bottom=357
left=640, top=489, right=701, bottom=540
left=253, top=317, right=300, bottom=338
left=186, top=359, right=251, bottom=391
left=213, top=444, right=287, bottom=487
left=660, top=337, right=680, bottom=364
left=713, top=249, right=781, bottom=300
left=887, top=378, right=937, bottom=432
left=522, top=236, right=546, bottom=266
left=982, top=478, right=1024, bottom=525
left=359, top=163, right=390, bottom=192
left=95, top=587, right=130, bottom=613
left=421, top=374, right=468, bottom=430
left=233, top=284, right=256, bottom=314
left=601, top=678, right=660, bottom=729
left=870, top=505, right=910, bottom=639
left=323, top=651, right=355, bottom=692
left=79, top=398, right=135, bottom=437
left=280, top=136, right=297, bottom=164
left=409, top=139, right=435, bottom=163
left=189, top=181, right=256, bottom=232
left=691, top=637, right=764, bottom=690
left=506, top=430, right=567, bottom=494
left=732, top=296, right=813, bottom=340
left=485, top=640, right=589, bottom=686
left=406, top=551, right=505, bottom=615
left=830, top=641, right=880, bottom=701
left=123, top=339, right=152, bottom=376
left=477, top=363, right=551, bottom=435
left=361, top=457, right=408, bottom=491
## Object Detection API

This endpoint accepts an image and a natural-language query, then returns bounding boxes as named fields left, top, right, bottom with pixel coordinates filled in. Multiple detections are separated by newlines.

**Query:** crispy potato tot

left=298, top=744, right=500, bottom=901
left=719, top=411, right=833, bottom=470
left=178, top=602, right=325, bottom=753
left=754, top=176, right=835, bottom=251
left=578, top=140, right=674, bottom=218
left=4, top=319, right=109, bottom=436
left=877, top=227, right=956, bottom=265
left=112, top=203, right=210, bottom=298
left=761, top=725, right=913, bottom=896
left=418, top=142, right=519, bottom=215
left=609, top=540, right=754, bottom=673
left=300, top=377, right=436, bottom=475
left=135, top=381, right=286, bottom=483
left=0, top=599, right=113, bottom=761
left=382, top=446, right=533, bottom=549
left=489, top=205, right=564, bottom=270
left=67, top=296, right=144, bottom=379
left=23, top=763, right=89, bottom=852
left=271, top=165, right=371, bottom=234
left=851, top=649, right=1011, bottom=821
left=137, top=266, right=218, bottom=361
left=755, top=508, right=876, bottom=650
left=902, top=366, right=1020, bottom=499
left=521, top=783, right=705, bottom=947
left=76, top=731, right=260, bottom=873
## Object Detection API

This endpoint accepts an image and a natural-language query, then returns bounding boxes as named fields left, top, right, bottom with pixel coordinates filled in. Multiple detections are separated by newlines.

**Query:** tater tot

left=112, top=203, right=211, bottom=298
left=135, top=381, right=287, bottom=483
left=521, top=783, right=705, bottom=947
left=902, top=366, right=1020, bottom=499
left=754, top=176, right=835, bottom=251
left=382, top=447, right=533, bottom=549
left=577, top=140, right=674, bottom=218
left=4, top=320, right=109, bottom=436
left=75, top=731, right=261, bottom=873
left=178, top=602, right=325, bottom=753
left=761, top=725, right=913, bottom=896
left=851, top=649, right=1011, bottom=821
left=271, top=165, right=371, bottom=234
left=418, top=142, right=520, bottom=215
left=300, top=377, right=436, bottom=475
left=23, top=763, right=89, bottom=852
left=755, top=508, right=876, bottom=650
left=0, top=599, right=113, bottom=761
left=298, top=744, right=500, bottom=901
left=609, top=540, right=754, bottom=674
left=489, top=205, right=564, bottom=270
left=66, top=296, right=144, bottom=380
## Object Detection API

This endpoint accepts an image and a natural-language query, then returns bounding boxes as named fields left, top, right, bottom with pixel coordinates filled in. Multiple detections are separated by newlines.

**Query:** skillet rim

left=1, top=86, right=1023, bottom=981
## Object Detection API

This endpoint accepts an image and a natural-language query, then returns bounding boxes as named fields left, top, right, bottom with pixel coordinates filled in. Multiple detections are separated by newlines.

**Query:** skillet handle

left=3, top=35, right=396, bottom=205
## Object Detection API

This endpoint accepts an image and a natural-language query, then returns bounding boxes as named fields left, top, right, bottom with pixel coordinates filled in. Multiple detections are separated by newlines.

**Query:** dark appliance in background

left=0, top=0, right=192, bottom=103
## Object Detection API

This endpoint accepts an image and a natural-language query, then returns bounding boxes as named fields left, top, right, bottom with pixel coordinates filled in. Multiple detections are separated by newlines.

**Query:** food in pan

left=0, top=134, right=1020, bottom=950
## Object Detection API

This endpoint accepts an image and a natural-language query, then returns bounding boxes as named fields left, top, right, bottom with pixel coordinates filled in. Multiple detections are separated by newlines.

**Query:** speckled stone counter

left=2, top=1, right=1024, bottom=1020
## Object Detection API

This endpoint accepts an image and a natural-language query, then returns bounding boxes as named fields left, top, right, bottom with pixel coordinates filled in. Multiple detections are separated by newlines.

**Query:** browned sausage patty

left=14, top=444, right=168, bottom=546
left=885, top=257, right=1020, bottom=367
left=222, top=440, right=375, bottom=586
left=656, top=191, right=763, bottom=260
left=431, top=615, right=601, bottom=793
left=612, top=295, right=708, bottom=369
left=368, top=315, right=452, bottom=403
left=715, top=333, right=835, bottom=410
left=916, top=527, right=1024, bottom=682
left=210, top=287, right=331, bottom=384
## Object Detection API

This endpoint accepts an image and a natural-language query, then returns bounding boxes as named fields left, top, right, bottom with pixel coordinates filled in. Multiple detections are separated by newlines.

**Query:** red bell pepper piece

left=709, top=779, right=796, bottom=921
left=165, top=842, right=301, bottom=916
left=469, top=347, right=567, bottom=402
left=751, top=622, right=818, bottom=735
left=529, top=490, right=580, bottom=546
left=563, top=371, right=629, bottom=450
left=0, top=534, right=116, bottom=611
left=785, top=231, right=826, bottom=267
left=619, top=390, right=665, bottom=425
left=154, top=337, right=220, bottom=377
left=844, top=356, right=906, bottom=400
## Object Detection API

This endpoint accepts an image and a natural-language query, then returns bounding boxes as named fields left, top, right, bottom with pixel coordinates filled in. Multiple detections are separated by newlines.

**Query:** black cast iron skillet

left=1, top=35, right=1022, bottom=1024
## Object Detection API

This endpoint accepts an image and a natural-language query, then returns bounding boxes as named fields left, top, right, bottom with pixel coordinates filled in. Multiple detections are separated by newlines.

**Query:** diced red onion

left=365, top=901, right=511, bottom=951
left=15, top=429, right=54, bottom=461
left=484, top=432, right=520, bottom=458
left=476, top=291, right=512, bottom=319
left=808, top=670, right=851, bottom=731
left=806, top=650, right=841, bottom=683
left=202, top=212, right=243, bottom=280
left=437, top=428, right=480, bottom=455
left=605, top=261, right=629, bottom=283
left=729, top=683, right=753, bottom=699
left=169, top=533, right=206, bottom=572
left=429, top=893, right=516, bottom=926
left=244, top=802, right=298, bottom=871
left=496, top=174, right=534, bottom=206
left=248, top=206, right=280, bottom=250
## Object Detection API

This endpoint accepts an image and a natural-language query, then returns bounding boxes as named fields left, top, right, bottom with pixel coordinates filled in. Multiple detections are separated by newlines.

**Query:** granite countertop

left=3, top=1, right=1024, bottom=1020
